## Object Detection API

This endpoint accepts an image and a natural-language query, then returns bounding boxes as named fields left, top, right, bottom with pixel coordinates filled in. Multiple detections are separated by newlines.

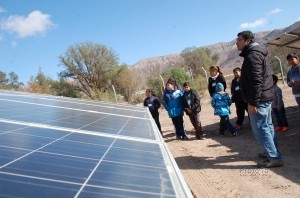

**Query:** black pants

left=235, top=100, right=248, bottom=126
left=272, top=107, right=288, bottom=127
left=152, top=114, right=162, bottom=133
left=219, top=115, right=236, bottom=135
left=171, top=116, right=186, bottom=138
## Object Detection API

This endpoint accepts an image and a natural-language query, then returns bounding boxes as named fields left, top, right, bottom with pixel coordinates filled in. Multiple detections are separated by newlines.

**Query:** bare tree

left=59, top=42, right=118, bottom=98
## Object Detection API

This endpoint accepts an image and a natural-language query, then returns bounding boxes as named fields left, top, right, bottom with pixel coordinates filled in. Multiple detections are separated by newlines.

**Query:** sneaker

left=256, top=159, right=270, bottom=167
left=176, top=136, right=181, bottom=140
left=199, top=136, right=206, bottom=140
left=274, top=126, right=282, bottom=131
left=282, top=127, right=288, bottom=132
left=182, top=135, right=189, bottom=140
left=258, top=152, right=268, bottom=159
left=232, top=132, right=238, bottom=137
left=257, top=159, right=283, bottom=168
left=235, top=125, right=242, bottom=130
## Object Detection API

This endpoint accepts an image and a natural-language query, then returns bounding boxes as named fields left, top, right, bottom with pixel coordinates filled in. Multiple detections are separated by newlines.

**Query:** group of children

left=144, top=52, right=298, bottom=138
left=209, top=65, right=289, bottom=136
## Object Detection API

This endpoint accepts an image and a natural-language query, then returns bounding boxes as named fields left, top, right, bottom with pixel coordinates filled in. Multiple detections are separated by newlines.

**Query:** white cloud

left=240, top=18, right=268, bottom=29
left=0, top=35, right=3, bottom=41
left=0, top=10, right=54, bottom=38
left=267, top=8, right=282, bottom=16
left=11, top=40, right=17, bottom=47
left=0, top=7, right=6, bottom=13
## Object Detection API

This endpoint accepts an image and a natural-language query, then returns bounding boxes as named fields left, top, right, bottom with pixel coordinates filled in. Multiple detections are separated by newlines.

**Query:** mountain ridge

left=132, top=21, right=300, bottom=75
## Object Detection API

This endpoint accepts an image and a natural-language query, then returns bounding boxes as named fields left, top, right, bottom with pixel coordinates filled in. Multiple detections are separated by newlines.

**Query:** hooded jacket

left=211, top=92, right=232, bottom=116
left=239, top=43, right=274, bottom=107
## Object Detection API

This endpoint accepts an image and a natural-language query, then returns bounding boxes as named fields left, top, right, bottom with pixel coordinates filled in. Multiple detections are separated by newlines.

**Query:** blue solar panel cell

left=13, top=127, right=69, bottom=139
left=2, top=152, right=97, bottom=183
left=0, top=122, right=25, bottom=132
left=0, top=173, right=79, bottom=197
left=0, top=133, right=57, bottom=150
left=40, top=140, right=110, bottom=159
left=0, top=147, right=29, bottom=166
left=88, top=161, right=176, bottom=195
left=113, top=139, right=161, bottom=152
left=0, top=91, right=192, bottom=197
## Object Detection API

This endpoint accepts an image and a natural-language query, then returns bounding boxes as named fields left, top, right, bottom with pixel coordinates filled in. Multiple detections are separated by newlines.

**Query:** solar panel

left=0, top=90, right=192, bottom=198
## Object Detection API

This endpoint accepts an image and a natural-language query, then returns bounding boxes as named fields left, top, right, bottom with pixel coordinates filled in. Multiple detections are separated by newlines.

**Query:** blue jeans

left=249, top=101, right=282, bottom=160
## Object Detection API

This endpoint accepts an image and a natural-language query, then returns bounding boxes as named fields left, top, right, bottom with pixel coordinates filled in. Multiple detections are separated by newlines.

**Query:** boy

left=211, top=83, right=237, bottom=136
left=231, top=67, right=248, bottom=130
left=182, top=82, right=205, bottom=140
left=286, top=53, right=300, bottom=108
left=272, top=75, right=288, bottom=132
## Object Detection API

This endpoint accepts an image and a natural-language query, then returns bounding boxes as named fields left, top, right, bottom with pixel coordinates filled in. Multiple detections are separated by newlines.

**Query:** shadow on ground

left=169, top=105, right=300, bottom=185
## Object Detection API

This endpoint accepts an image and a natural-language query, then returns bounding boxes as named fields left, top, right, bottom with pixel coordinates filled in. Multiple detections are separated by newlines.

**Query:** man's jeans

left=249, top=101, right=282, bottom=160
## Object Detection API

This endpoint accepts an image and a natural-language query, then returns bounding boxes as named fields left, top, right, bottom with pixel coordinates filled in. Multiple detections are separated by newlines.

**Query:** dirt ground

left=160, top=85, right=300, bottom=198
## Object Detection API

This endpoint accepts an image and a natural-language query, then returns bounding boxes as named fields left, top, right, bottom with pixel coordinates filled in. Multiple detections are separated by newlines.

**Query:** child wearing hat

left=211, top=83, right=237, bottom=136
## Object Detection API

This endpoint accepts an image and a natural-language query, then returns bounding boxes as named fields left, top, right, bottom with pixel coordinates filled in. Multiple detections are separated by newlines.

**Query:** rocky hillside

left=132, top=21, right=300, bottom=75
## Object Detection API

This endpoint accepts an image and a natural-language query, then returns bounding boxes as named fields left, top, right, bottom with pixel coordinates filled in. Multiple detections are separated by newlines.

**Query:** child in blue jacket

left=163, top=78, right=188, bottom=140
left=211, top=83, right=237, bottom=136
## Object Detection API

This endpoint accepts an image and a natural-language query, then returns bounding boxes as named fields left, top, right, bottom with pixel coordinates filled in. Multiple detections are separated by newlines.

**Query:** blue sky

left=0, top=0, right=299, bottom=83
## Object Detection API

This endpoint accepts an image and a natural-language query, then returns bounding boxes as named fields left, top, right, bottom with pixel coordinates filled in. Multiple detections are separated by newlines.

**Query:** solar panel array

left=0, top=90, right=192, bottom=198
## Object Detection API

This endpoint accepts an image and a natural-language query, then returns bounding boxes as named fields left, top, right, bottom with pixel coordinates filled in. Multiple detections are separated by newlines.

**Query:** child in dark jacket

left=231, top=67, right=248, bottom=130
left=144, top=89, right=162, bottom=134
left=182, top=82, right=205, bottom=140
left=272, top=75, right=288, bottom=132
left=208, top=65, right=227, bottom=97
left=212, top=83, right=237, bottom=136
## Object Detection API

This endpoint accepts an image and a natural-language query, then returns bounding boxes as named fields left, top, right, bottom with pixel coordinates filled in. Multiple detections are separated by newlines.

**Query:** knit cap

left=216, top=83, right=224, bottom=92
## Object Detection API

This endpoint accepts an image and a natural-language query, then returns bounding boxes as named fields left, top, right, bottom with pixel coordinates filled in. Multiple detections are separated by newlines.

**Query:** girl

left=208, top=66, right=227, bottom=97
left=144, top=89, right=162, bottom=134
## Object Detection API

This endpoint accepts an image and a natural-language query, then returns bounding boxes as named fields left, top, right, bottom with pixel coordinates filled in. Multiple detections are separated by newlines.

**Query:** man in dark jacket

left=237, top=30, right=283, bottom=168
left=182, top=82, right=205, bottom=140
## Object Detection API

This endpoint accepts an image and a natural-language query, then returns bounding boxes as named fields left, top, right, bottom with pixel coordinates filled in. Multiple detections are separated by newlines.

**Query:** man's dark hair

left=183, top=82, right=190, bottom=87
left=237, top=31, right=255, bottom=42
left=272, top=74, right=278, bottom=84
left=286, top=53, right=299, bottom=60
left=233, top=67, right=241, bottom=73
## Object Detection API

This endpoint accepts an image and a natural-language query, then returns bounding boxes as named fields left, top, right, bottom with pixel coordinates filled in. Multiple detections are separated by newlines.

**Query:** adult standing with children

left=182, top=82, right=205, bottom=140
left=237, top=30, right=283, bottom=168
